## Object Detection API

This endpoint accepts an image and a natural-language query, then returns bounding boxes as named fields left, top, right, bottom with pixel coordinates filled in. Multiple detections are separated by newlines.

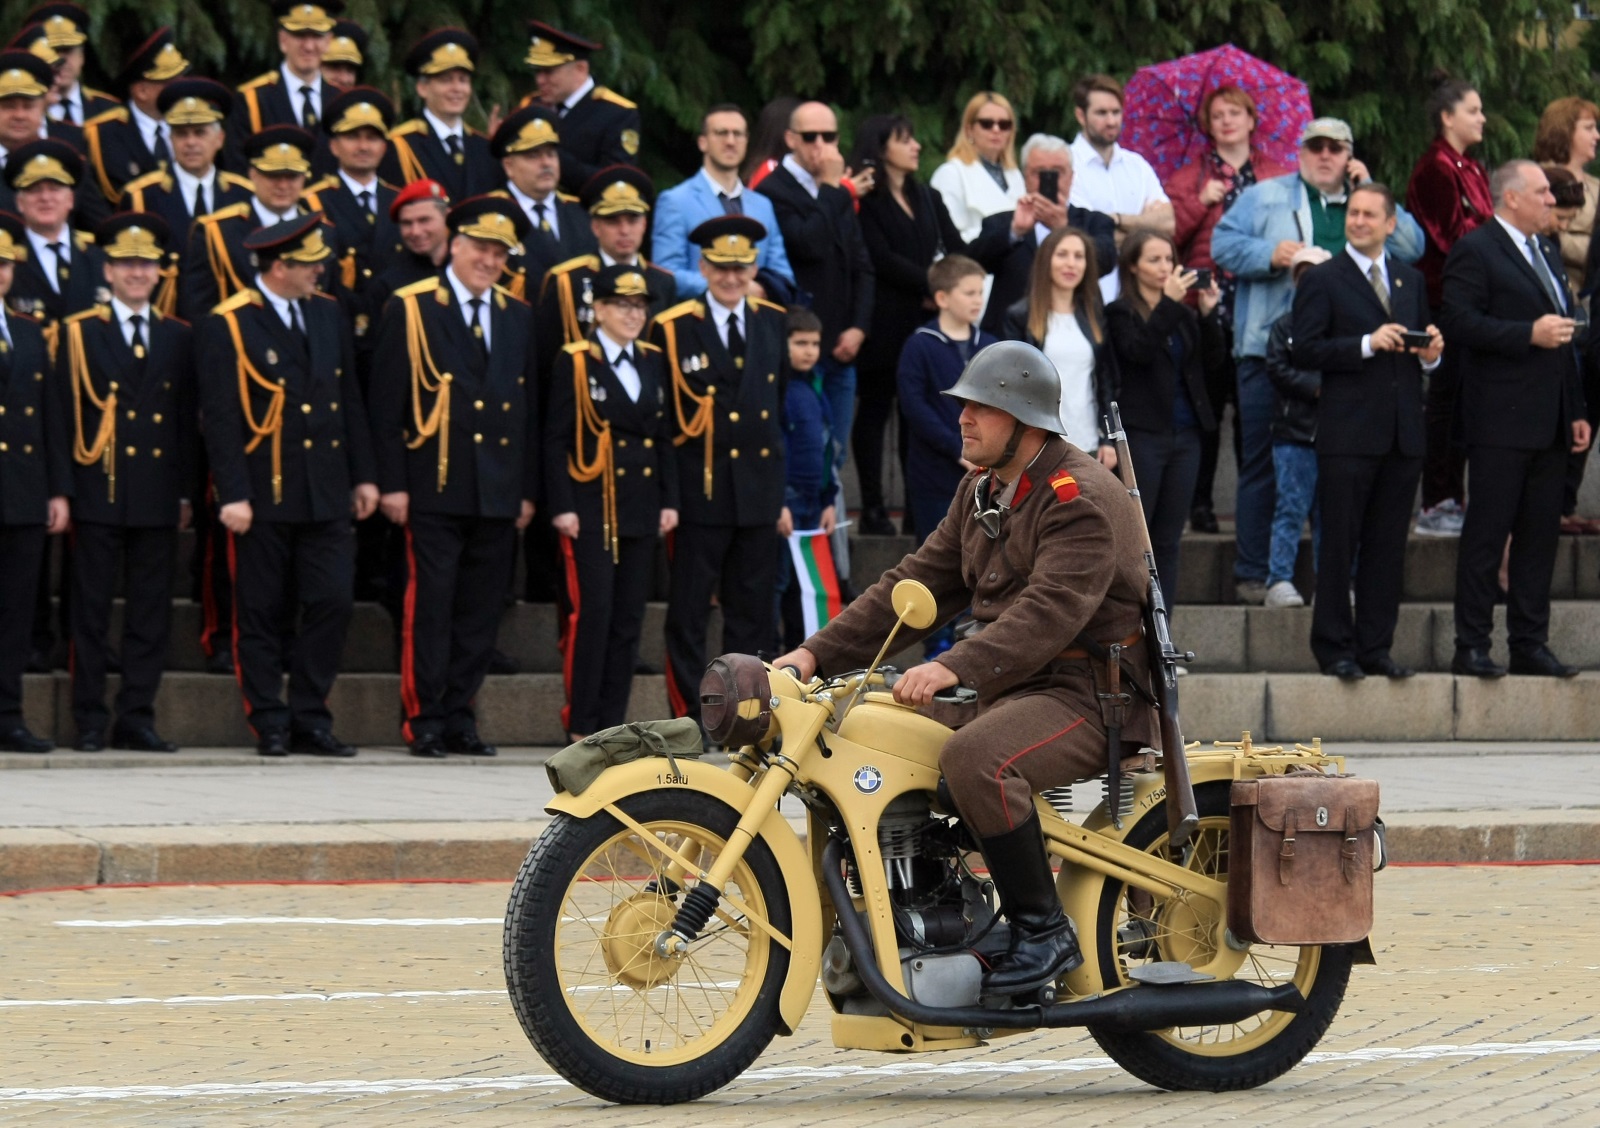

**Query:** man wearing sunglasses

left=1213, top=117, right=1426, bottom=606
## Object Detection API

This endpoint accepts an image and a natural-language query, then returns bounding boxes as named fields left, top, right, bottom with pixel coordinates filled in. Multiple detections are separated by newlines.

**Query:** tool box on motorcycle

left=1228, top=773, right=1380, bottom=945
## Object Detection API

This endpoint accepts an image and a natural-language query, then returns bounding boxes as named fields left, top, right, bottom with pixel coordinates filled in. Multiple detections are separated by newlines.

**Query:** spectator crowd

left=0, top=1, right=1593, bottom=759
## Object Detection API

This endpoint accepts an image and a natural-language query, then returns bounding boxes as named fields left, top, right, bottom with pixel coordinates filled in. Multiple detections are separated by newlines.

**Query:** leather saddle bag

left=1228, top=774, right=1380, bottom=945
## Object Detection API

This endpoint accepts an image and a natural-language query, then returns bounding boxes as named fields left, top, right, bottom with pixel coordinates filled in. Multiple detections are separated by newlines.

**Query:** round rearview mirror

left=890, top=579, right=939, bottom=630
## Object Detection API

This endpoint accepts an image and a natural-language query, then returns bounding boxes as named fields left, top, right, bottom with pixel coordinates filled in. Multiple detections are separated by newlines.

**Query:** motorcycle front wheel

left=1085, top=780, right=1354, bottom=1090
left=503, top=789, right=792, bottom=1104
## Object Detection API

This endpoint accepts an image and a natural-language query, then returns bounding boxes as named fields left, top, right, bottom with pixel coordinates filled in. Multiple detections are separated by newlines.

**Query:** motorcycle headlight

left=699, top=653, right=773, bottom=748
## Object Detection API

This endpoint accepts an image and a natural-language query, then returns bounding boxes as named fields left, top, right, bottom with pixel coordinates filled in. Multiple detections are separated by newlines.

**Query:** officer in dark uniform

left=651, top=216, right=788, bottom=721
left=379, top=30, right=499, bottom=202
left=0, top=210, right=68, bottom=751
left=490, top=104, right=593, bottom=301
left=8, top=23, right=82, bottom=156
left=319, top=20, right=367, bottom=90
left=519, top=22, right=640, bottom=195
left=228, top=1, right=342, bottom=177
left=369, top=195, right=539, bottom=758
left=180, top=124, right=324, bottom=322
left=58, top=213, right=194, bottom=752
left=197, top=214, right=377, bottom=757
left=365, top=178, right=451, bottom=325
left=80, top=28, right=191, bottom=207
left=546, top=264, right=677, bottom=740
left=32, top=3, right=121, bottom=127
left=0, top=49, right=106, bottom=228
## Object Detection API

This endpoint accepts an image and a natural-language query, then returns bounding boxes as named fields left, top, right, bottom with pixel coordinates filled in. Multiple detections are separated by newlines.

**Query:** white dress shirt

left=1345, top=243, right=1440, bottom=370
left=340, top=168, right=380, bottom=214
left=599, top=250, right=637, bottom=269
left=111, top=297, right=154, bottom=349
left=709, top=296, right=747, bottom=349
left=1067, top=133, right=1168, bottom=216
left=130, top=102, right=165, bottom=158
left=26, top=227, right=70, bottom=293
left=173, top=165, right=219, bottom=217
left=781, top=153, right=820, bottom=199
left=256, top=276, right=305, bottom=333
left=48, top=82, right=84, bottom=125
left=1495, top=214, right=1568, bottom=312
left=252, top=198, right=298, bottom=228
left=508, top=181, right=559, bottom=240
left=560, top=77, right=596, bottom=116
left=447, top=267, right=492, bottom=352
left=282, top=64, right=323, bottom=128
left=700, top=167, right=745, bottom=208
left=597, top=328, right=642, bottom=402
left=424, top=107, right=465, bottom=150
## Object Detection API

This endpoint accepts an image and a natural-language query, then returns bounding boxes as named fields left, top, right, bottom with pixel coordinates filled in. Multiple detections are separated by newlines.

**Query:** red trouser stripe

left=993, top=716, right=1088, bottom=829
left=224, top=531, right=255, bottom=732
left=557, top=534, right=580, bottom=734
left=660, top=528, right=689, bottom=718
left=399, top=525, right=421, bottom=743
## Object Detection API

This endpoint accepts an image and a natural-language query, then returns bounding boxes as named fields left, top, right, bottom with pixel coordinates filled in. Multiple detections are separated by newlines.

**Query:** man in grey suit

left=653, top=103, right=794, bottom=301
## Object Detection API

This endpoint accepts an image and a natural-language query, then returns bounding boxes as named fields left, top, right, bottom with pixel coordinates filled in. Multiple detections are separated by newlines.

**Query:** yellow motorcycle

left=503, top=580, right=1374, bottom=1104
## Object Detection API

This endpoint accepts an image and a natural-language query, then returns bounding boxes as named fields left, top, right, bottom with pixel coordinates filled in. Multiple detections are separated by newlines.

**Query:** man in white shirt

left=1067, top=74, right=1173, bottom=243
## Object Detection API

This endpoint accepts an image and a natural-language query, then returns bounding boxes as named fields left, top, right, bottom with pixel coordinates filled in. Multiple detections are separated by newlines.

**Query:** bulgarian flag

left=787, top=528, right=843, bottom=637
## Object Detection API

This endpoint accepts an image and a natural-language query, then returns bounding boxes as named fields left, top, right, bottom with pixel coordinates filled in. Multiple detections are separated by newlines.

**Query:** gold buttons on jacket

left=617, top=467, right=626, bottom=476
left=642, top=466, right=653, bottom=477
left=127, top=409, right=136, bottom=419
left=153, top=414, right=163, bottom=423
left=302, top=403, right=312, bottom=414
left=23, top=444, right=32, bottom=454
left=0, top=442, right=8, bottom=451
left=23, top=406, right=32, bottom=416
left=152, top=448, right=161, bottom=458
left=474, top=399, right=484, bottom=410
left=331, top=439, right=340, bottom=448
left=499, top=437, right=509, bottom=446
left=502, top=401, right=510, bottom=411
left=706, top=385, right=717, bottom=394
left=729, top=411, right=740, bottom=422
left=760, top=410, right=769, bottom=419
left=126, top=445, right=136, bottom=456
left=767, top=373, right=775, bottom=383
left=474, top=433, right=483, bottom=443
left=730, top=448, right=739, bottom=459
left=330, top=403, right=338, bottom=412
left=760, top=448, right=770, bottom=457
left=304, top=439, right=313, bottom=448
left=643, top=438, right=653, bottom=448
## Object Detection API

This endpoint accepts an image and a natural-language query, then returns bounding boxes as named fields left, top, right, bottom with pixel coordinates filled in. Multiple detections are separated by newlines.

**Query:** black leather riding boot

left=979, top=811, right=1083, bottom=995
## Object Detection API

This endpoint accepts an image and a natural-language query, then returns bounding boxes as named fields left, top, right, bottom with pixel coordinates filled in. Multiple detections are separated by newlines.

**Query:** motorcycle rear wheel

left=503, top=789, right=792, bottom=1104
left=1086, top=780, right=1354, bottom=1090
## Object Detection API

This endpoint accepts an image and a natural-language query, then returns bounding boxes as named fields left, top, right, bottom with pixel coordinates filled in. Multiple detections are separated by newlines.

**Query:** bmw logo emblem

left=853, top=766, right=883, bottom=795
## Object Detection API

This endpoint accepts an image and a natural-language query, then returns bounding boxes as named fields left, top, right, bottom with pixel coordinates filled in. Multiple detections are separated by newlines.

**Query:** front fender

left=546, top=760, right=822, bottom=1036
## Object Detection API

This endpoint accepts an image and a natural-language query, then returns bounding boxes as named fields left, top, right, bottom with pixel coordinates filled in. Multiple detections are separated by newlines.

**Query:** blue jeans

left=1268, top=441, right=1320, bottom=587
left=1234, top=357, right=1277, bottom=583
left=815, top=357, right=857, bottom=470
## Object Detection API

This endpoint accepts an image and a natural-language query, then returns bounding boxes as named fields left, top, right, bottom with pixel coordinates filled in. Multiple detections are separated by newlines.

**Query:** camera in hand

left=1400, top=330, right=1433, bottom=350
left=1190, top=267, right=1213, bottom=289
left=1038, top=169, right=1060, bottom=203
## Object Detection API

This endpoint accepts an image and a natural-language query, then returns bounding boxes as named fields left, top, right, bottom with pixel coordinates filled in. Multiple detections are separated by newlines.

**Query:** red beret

left=389, top=178, right=450, bottom=221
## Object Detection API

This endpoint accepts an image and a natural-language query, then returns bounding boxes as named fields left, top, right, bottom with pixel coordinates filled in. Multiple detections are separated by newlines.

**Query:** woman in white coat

left=930, top=92, right=1025, bottom=242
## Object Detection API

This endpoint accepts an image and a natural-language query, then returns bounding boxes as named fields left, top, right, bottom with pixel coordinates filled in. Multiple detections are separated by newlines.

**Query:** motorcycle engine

left=825, top=793, right=998, bottom=1013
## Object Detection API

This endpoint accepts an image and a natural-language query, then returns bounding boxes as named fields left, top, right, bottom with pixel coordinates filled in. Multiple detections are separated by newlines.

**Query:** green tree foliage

left=11, top=0, right=1596, bottom=191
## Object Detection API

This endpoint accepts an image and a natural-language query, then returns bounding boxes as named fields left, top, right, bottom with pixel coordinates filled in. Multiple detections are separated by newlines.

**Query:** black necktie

left=533, top=200, right=551, bottom=234
left=446, top=134, right=464, bottom=165
left=193, top=180, right=208, bottom=218
left=288, top=299, right=308, bottom=346
left=726, top=313, right=745, bottom=367
left=152, top=125, right=171, bottom=167
left=1527, top=236, right=1566, bottom=312
left=615, top=348, right=634, bottom=370
left=718, top=191, right=743, bottom=216
left=46, top=242, right=67, bottom=292
left=64, top=99, right=78, bottom=126
left=129, top=313, right=147, bottom=361
left=358, top=189, right=374, bottom=224
left=300, top=86, right=318, bottom=129
left=468, top=297, right=488, bottom=366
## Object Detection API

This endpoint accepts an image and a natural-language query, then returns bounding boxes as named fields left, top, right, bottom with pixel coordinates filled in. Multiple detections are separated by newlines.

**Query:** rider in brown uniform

left=773, top=340, right=1157, bottom=997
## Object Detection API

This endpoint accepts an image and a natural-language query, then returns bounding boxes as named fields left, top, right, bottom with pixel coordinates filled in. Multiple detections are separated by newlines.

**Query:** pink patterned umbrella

left=1121, top=44, right=1313, bottom=184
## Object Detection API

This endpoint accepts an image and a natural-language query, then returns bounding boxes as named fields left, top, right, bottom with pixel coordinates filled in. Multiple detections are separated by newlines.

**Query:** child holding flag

left=778, top=309, right=841, bottom=649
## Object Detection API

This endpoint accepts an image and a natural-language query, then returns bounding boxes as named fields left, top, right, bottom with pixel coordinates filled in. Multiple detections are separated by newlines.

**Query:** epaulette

left=63, top=305, right=109, bottom=325
left=84, top=105, right=127, bottom=129
left=548, top=254, right=599, bottom=276
left=492, top=282, right=528, bottom=307
left=466, top=125, right=485, bottom=138
left=238, top=71, right=279, bottom=91
left=310, top=290, right=337, bottom=302
left=119, top=168, right=170, bottom=198
left=556, top=191, right=579, bottom=204
left=83, top=87, right=118, bottom=103
left=213, top=289, right=261, bottom=315
left=655, top=298, right=705, bottom=322
left=394, top=276, right=441, bottom=299
left=562, top=340, right=591, bottom=356
left=304, top=175, right=339, bottom=196
left=218, top=171, right=255, bottom=192
left=749, top=297, right=787, bottom=314
left=1048, top=470, right=1080, bottom=504
left=636, top=339, right=661, bottom=353
left=202, top=202, right=252, bottom=224
left=592, top=86, right=637, bottom=110
left=389, top=119, right=426, bottom=138
left=73, top=230, right=95, bottom=252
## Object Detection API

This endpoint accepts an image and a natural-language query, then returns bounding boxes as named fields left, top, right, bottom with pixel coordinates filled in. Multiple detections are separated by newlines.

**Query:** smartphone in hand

left=1038, top=169, right=1060, bottom=203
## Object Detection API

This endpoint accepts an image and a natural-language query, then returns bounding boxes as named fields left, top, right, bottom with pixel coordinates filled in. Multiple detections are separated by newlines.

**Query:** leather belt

left=1058, top=628, right=1143, bottom=661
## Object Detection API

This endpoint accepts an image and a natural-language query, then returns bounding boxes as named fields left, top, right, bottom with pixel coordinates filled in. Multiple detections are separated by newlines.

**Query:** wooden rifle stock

left=1108, top=404, right=1199, bottom=847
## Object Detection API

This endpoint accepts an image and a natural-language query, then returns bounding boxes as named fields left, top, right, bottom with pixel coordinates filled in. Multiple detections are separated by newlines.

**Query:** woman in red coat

left=1166, top=84, right=1292, bottom=532
left=1405, top=79, right=1492, bottom=536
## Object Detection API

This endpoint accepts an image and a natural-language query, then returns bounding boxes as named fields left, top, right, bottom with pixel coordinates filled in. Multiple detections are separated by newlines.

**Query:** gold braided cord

left=152, top=264, right=178, bottom=317
left=401, top=293, right=451, bottom=491
left=556, top=271, right=582, bottom=344
left=339, top=249, right=357, bottom=291
left=660, top=315, right=714, bottom=499
left=223, top=309, right=286, bottom=504
left=41, top=319, right=60, bottom=366
left=66, top=319, right=116, bottom=502
left=564, top=348, right=618, bottom=562
left=394, top=136, right=427, bottom=185
left=205, top=221, right=249, bottom=304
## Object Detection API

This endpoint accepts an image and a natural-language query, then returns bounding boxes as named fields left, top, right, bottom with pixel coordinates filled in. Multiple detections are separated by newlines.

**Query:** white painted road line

left=54, top=917, right=505, bottom=928
left=0, top=989, right=506, bottom=1009
left=2, top=1039, right=1597, bottom=1102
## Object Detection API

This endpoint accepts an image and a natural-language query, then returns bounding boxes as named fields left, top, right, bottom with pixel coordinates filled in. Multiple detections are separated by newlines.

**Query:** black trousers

left=852, top=390, right=907, bottom=513
left=1454, top=442, right=1567, bottom=653
left=0, top=524, right=46, bottom=727
left=1562, top=358, right=1600, bottom=514
left=31, top=534, right=66, bottom=660
left=1311, top=449, right=1422, bottom=667
left=1192, top=336, right=1238, bottom=514
left=228, top=518, right=354, bottom=736
left=401, top=513, right=516, bottom=741
left=1129, top=426, right=1201, bottom=603
left=192, top=473, right=234, bottom=660
left=558, top=529, right=654, bottom=735
left=1421, top=347, right=1466, bottom=510
left=664, top=522, right=779, bottom=721
left=70, top=523, right=176, bottom=736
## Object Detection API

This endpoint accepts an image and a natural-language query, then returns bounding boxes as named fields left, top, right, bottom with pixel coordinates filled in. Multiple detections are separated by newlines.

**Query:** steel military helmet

left=941, top=339, right=1063, bottom=434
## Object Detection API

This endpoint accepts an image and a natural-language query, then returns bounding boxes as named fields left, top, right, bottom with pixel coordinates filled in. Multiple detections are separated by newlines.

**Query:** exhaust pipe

left=821, top=836, right=1304, bottom=1032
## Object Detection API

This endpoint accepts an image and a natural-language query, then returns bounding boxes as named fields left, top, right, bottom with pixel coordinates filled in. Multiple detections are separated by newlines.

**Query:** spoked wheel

left=503, top=789, right=791, bottom=1104
left=1086, top=781, right=1354, bottom=1090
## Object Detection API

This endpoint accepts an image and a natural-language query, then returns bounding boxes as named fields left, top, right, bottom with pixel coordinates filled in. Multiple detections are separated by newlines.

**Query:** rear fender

left=545, top=760, right=821, bottom=1035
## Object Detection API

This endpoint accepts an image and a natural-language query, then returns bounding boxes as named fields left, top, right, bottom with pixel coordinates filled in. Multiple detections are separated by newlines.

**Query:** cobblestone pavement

left=2, top=867, right=1597, bottom=1124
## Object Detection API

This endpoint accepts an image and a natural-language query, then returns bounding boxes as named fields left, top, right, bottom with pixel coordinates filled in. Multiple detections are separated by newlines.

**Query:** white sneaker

left=1414, top=499, right=1465, bottom=538
left=1264, top=581, right=1305, bottom=608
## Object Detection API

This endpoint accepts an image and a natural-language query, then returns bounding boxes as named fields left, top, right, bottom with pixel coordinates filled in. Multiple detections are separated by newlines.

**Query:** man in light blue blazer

left=653, top=103, right=795, bottom=301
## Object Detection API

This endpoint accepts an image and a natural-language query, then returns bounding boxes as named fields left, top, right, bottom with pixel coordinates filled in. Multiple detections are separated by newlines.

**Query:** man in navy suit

left=1292, top=183, right=1442, bottom=680
left=1443, top=160, right=1591, bottom=679
left=653, top=103, right=793, bottom=302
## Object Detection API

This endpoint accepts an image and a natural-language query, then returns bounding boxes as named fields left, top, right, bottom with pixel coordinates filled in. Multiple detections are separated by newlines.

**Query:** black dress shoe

left=445, top=731, right=498, bottom=756
left=1190, top=505, right=1220, bottom=534
left=257, top=731, right=290, bottom=757
left=859, top=506, right=896, bottom=536
left=291, top=730, right=358, bottom=757
left=74, top=731, right=105, bottom=752
left=1322, top=659, right=1366, bottom=681
left=1452, top=648, right=1507, bottom=678
left=205, top=650, right=235, bottom=676
left=111, top=727, right=178, bottom=753
left=0, top=726, right=53, bottom=753
left=1508, top=646, right=1580, bottom=678
left=409, top=734, right=448, bottom=759
left=25, top=650, right=51, bottom=674
left=1360, top=656, right=1415, bottom=679
left=487, top=649, right=520, bottom=675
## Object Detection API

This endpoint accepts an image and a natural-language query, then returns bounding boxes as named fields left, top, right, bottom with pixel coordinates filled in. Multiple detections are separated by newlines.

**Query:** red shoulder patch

left=1049, top=472, right=1079, bottom=503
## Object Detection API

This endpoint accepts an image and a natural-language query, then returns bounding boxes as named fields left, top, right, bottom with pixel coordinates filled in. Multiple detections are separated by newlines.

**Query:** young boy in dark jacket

left=777, top=309, right=839, bottom=649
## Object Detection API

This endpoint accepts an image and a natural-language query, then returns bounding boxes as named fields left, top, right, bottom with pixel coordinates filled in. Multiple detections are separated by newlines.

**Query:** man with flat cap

left=490, top=104, right=593, bottom=299
left=198, top=213, right=376, bottom=758
left=650, top=215, right=788, bottom=723
left=229, top=1, right=342, bottom=175
left=320, top=20, right=367, bottom=90
left=0, top=48, right=106, bottom=227
left=81, top=28, right=190, bottom=206
left=381, top=29, right=498, bottom=202
left=31, top=3, right=120, bottom=128
left=58, top=212, right=194, bottom=753
left=521, top=21, right=640, bottom=195
left=0, top=210, right=70, bottom=751
left=370, top=194, right=539, bottom=759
